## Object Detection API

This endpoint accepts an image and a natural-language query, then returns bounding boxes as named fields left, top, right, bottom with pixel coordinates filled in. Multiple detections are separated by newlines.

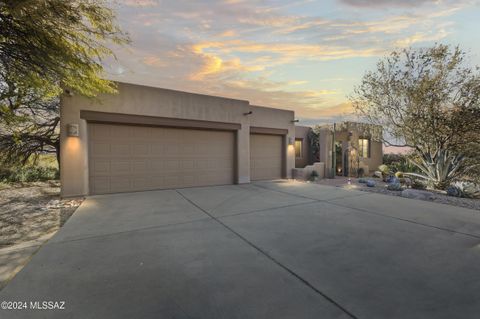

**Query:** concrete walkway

left=1, top=181, right=480, bottom=318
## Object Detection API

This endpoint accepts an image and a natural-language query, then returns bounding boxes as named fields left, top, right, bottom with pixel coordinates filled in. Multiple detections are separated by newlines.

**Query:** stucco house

left=294, top=122, right=383, bottom=178
left=60, top=82, right=295, bottom=197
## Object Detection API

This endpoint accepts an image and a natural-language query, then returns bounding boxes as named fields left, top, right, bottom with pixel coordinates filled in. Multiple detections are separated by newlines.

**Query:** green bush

left=0, top=166, right=59, bottom=183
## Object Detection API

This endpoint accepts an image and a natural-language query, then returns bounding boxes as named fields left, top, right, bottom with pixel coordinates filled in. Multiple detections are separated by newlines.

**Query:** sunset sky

left=106, top=0, right=480, bottom=127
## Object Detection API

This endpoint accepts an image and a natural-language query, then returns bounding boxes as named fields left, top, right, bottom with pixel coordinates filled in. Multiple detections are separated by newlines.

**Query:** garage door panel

left=250, top=134, right=283, bottom=181
left=89, top=123, right=235, bottom=194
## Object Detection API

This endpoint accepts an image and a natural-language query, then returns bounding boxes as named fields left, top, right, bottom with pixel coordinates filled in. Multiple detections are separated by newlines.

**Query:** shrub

left=378, top=164, right=390, bottom=174
left=0, top=166, right=59, bottom=183
left=358, top=178, right=367, bottom=183
left=446, top=182, right=480, bottom=199
left=395, top=171, right=404, bottom=178
left=357, top=167, right=365, bottom=177
left=411, top=179, right=426, bottom=190
left=387, top=182, right=402, bottom=191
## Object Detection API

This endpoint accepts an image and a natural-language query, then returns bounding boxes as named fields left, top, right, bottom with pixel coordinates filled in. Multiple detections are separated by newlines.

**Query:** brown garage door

left=88, top=123, right=235, bottom=194
left=250, top=134, right=283, bottom=181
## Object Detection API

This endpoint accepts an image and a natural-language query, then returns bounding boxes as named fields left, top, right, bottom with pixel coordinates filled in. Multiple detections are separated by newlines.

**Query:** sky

left=105, top=0, right=480, bottom=128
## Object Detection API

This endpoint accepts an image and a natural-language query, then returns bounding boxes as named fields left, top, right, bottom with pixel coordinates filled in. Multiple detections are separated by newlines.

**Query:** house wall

left=60, top=82, right=294, bottom=197
left=318, top=123, right=383, bottom=177
left=294, top=125, right=312, bottom=168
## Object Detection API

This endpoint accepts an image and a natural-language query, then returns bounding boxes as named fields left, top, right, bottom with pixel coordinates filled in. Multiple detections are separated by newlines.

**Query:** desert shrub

left=411, top=179, right=426, bottom=190
left=446, top=182, right=480, bottom=199
left=395, top=171, right=404, bottom=178
left=0, top=166, right=59, bottom=183
left=383, top=153, right=420, bottom=174
left=357, top=167, right=365, bottom=177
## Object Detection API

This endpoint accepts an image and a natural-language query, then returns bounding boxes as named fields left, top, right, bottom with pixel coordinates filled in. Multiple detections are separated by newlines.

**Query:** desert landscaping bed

left=316, top=178, right=480, bottom=211
left=0, top=181, right=83, bottom=248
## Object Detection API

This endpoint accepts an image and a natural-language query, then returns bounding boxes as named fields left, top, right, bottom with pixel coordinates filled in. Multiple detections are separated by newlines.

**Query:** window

left=358, top=138, right=370, bottom=158
left=295, top=139, right=303, bottom=158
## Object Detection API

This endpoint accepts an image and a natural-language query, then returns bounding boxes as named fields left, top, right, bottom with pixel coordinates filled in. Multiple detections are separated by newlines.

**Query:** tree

left=350, top=44, right=480, bottom=189
left=0, top=0, right=129, bottom=97
left=0, top=76, right=60, bottom=166
left=0, top=0, right=129, bottom=168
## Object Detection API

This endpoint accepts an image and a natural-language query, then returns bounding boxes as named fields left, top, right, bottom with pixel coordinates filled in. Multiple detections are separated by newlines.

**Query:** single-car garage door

left=250, top=134, right=283, bottom=181
left=88, top=123, right=235, bottom=194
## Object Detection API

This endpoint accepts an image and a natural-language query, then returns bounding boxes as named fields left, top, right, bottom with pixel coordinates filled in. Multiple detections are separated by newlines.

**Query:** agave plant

left=404, top=149, right=468, bottom=190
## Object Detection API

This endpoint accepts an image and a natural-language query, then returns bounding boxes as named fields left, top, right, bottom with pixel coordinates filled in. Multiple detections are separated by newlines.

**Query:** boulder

left=401, top=189, right=435, bottom=201
left=366, top=180, right=376, bottom=187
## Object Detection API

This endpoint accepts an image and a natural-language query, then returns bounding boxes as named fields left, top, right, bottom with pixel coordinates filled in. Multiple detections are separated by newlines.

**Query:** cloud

left=107, top=0, right=475, bottom=121
left=339, top=0, right=441, bottom=8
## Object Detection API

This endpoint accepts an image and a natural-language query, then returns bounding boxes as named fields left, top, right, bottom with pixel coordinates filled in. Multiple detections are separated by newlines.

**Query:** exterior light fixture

left=288, top=137, right=295, bottom=145
left=291, top=119, right=299, bottom=123
left=67, top=124, right=79, bottom=137
left=243, top=111, right=253, bottom=115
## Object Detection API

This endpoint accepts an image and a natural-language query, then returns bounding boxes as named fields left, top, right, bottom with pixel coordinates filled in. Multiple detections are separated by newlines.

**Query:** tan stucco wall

left=294, top=125, right=312, bottom=168
left=60, top=82, right=294, bottom=197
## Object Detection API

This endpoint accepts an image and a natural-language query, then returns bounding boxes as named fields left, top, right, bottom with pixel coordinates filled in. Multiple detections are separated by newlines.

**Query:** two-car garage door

left=88, top=123, right=235, bottom=195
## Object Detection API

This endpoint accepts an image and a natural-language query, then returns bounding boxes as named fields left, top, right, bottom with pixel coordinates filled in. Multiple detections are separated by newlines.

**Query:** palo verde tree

left=350, top=44, right=480, bottom=189
left=0, top=0, right=129, bottom=167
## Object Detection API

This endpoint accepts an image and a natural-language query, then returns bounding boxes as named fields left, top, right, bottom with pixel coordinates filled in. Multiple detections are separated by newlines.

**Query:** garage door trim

left=81, top=110, right=241, bottom=131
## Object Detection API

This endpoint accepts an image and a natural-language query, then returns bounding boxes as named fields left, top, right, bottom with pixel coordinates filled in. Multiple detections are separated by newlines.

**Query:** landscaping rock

left=366, top=180, right=376, bottom=187
left=401, top=189, right=435, bottom=201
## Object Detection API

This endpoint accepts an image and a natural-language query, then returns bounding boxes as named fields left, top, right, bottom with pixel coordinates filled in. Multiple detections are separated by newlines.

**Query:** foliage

left=307, top=126, right=322, bottom=162
left=351, top=44, right=480, bottom=189
left=383, top=153, right=420, bottom=174
left=378, top=164, right=390, bottom=175
left=411, top=179, right=427, bottom=190
left=446, top=182, right=480, bottom=199
left=387, top=182, right=402, bottom=191
left=0, top=0, right=129, bottom=97
left=0, top=166, right=59, bottom=183
left=357, top=167, right=365, bottom=177
left=395, top=171, right=404, bottom=178
left=0, top=79, right=60, bottom=166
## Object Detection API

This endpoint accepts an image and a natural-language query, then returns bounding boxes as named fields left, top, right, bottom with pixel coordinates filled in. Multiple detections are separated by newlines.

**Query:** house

left=295, top=122, right=383, bottom=178
left=60, top=82, right=295, bottom=197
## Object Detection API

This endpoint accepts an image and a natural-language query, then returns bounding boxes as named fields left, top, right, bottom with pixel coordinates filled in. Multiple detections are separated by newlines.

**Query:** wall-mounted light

left=291, top=119, right=299, bottom=123
left=288, top=137, right=295, bottom=145
left=67, top=124, right=79, bottom=137
left=243, top=111, right=253, bottom=115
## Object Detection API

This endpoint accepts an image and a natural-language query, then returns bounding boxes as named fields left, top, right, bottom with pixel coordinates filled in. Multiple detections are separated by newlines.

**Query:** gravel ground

left=316, top=177, right=480, bottom=211
left=0, top=181, right=83, bottom=248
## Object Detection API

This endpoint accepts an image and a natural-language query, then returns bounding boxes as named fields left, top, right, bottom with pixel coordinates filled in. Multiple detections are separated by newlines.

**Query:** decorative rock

left=366, top=180, right=376, bottom=187
left=358, top=178, right=367, bottom=183
left=401, top=189, right=435, bottom=200
left=374, top=171, right=382, bottom=178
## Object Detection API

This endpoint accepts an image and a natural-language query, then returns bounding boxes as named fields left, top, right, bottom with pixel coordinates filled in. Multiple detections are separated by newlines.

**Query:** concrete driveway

left=1, top=181, right=480, bottom=319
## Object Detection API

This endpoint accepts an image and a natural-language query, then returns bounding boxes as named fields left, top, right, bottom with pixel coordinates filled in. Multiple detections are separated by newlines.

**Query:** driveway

left=1, top=181, right=480, bottom=318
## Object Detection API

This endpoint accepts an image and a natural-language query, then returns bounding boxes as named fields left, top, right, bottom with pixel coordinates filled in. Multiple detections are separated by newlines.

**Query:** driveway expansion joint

left=175, top=189, right=359, bottom=319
